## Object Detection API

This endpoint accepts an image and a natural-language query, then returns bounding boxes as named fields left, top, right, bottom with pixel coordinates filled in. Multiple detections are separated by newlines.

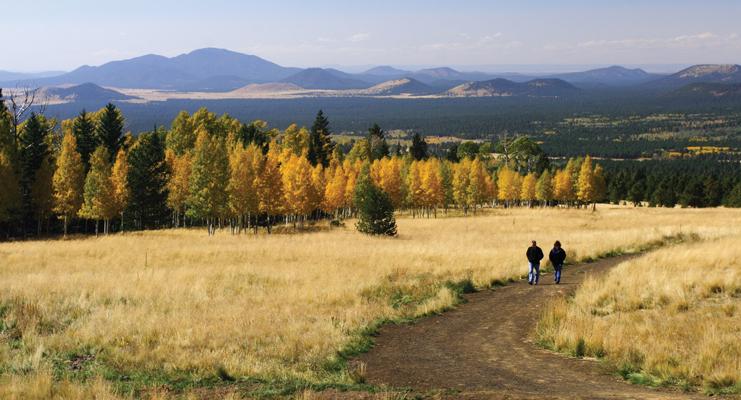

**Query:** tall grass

left=1, top=207, right=739, bottom=397
left=537, top=234, right=741, bottom=394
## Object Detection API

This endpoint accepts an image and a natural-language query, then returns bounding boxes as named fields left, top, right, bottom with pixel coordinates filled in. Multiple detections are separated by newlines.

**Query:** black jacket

left=526, top=246, right=544, bottom=263
left=549, top=247, right=566, bottom=265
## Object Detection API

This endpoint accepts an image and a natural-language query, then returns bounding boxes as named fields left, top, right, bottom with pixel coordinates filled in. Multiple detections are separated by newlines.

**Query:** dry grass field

left=537, top=234, right=741, bottom=395
left=1, top=207, right=740, bottom=398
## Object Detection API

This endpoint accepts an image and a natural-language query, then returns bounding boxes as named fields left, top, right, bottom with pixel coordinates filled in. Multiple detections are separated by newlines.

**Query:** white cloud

left=576, top=32, right=733, bottom=50
left=347, top=33, right=370, bottom=42
left=422, top=33, right=514, bottom=51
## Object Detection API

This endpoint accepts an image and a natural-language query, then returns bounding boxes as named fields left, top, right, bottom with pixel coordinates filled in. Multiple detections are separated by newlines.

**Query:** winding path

left=352, top=254, right=703, bottom=399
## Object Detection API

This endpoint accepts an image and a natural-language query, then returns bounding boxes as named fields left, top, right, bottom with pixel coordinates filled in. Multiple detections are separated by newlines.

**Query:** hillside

left=281, top=68, right=370, bottom=89
left=447, top=78, right=579, bottom=97
left=10, top=48, right=300, bottom=90
left=671, top=82, right=741, bottom=98
left=364, top=66, right=412, bottom=76
left=358, top=78, right=433, bottom=96
left=552, top=66, right=661, bottom=87
left=41, top=83, right=135, bottom=103
left=648, top=64, right=741, bottom=90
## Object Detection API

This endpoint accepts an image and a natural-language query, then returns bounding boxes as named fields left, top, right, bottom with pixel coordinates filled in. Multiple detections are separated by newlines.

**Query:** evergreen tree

left=703, top=176, right=722, bottom=207
left=126, top=131, right=169, bottom=230
left=354, top=164, right=397, bottom=236
left=446, top=143, right=460, bottom=162
left=31, top=155, right=55, bottom=235
left=95, top=103, right=125, bottom=157
left=409, top=133, right=428, bottom=161
left=307, top=110, right=333, bottom=167
left=723, top=182, right=741, bottom=207
left=367, top=123, right=389, bottom=161
left=79, top=146, right=116, bottom=235
left=680, top=179, right=705, bottom=208
left=18, top=113, right=51, bottom=227
left=72, top=110, right=98, bottom=171
left=240, top=120, right=272, bottom=153
left=52, top=133, right=84, bottom=236
left=187, top=129, right=229, bottom=235
left=0, top=151, right=21, bottom=227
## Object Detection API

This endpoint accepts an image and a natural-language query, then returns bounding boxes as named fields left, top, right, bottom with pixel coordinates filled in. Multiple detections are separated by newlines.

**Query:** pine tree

left=409, top=133, right=428, bottom=161
left=126, top=131, right=169, bottom=230
left=31, top=155, right=55, bottom=235
left=0, top=150, right=21, bottom=225
left=354, top=164, right=397, bottom=236
left=368, top=123, right=389, bottom=161
left=53, top=133, right=84, bottom=236
left=110, top=149, right=129, bottom=230
left=19, top=113, right=51, bottom=227
left=187, top=129, right=229, bottom=235
left=308, top=110, right=333, bottom=167
left=95, top=103, right=125, bottom=157
left=79, top=146, right=116, bottom=235
left=72, top=110, right=98, bottom=171
left=535, top=169, right=553, bottom=207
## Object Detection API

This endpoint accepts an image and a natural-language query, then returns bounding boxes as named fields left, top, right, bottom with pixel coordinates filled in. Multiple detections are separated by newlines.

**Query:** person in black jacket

left=526, top=240, right=544, bottom=285
left=549, top=241, right=567, bottom=284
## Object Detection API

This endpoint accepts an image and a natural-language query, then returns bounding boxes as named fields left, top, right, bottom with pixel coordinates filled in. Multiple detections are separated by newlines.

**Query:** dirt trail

left=353, top=254, right=703, bottom=399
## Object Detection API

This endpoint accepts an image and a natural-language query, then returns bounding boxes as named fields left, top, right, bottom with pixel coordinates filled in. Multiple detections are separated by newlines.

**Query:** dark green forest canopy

left=38, top=93, right=741, bottom=158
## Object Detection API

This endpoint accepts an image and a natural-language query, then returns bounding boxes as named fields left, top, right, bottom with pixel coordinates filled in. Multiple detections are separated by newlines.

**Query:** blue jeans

left=554, top=263, right=563, bottom=283
left=528, top=262, right=540, bottom=284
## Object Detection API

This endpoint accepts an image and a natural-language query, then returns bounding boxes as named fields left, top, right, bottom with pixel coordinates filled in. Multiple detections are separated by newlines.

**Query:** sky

left=4, top=0, right=741, bottom=72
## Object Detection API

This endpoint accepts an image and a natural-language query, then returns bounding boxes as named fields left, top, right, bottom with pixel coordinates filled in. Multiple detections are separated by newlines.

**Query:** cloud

left=347, top=33, right=370, bottom=42
left=422, top=33, right=515, bottom=51
left=576, top=32, right=731, bottom=50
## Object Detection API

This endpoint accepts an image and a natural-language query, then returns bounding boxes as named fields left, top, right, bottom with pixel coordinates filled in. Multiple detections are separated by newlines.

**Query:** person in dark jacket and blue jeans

left=549, top=241, right=567, bottom=284
left=526, top=240, right=544, bottom=285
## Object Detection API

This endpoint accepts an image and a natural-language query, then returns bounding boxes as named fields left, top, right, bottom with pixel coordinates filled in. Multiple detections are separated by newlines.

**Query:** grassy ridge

left=1, top=207, right=740, bottom=398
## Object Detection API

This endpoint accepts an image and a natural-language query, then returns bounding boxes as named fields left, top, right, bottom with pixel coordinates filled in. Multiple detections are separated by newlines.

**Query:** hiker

left=526, top=240, right=544, bottom=285
left=549, top=241, right=567, bottom=284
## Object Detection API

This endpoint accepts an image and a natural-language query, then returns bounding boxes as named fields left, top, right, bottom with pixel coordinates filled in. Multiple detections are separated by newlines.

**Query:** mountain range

left=2, top=48, right=740, bottom=101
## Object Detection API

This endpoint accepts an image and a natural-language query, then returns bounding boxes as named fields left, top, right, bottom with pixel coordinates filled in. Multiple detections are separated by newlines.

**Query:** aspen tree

left=53, top=133, right=84, bottom=236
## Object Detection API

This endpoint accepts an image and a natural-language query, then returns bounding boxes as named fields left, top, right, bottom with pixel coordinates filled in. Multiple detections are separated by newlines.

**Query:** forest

left=1, top=98, right=740, bottom=239
left=39, top=92, right=741, bottom=159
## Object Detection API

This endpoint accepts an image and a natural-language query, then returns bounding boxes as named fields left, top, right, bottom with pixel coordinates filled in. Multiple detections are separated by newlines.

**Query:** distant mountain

left=671, top=82, right=741, bottom=99
left=363, top=66, right=412, bottom=76
left=41, top=83, right=135, bottom=103
left=358, top=78, right=433, bottom=96
left=0, top=70, right=66, bottom=82
left=551, top=66, right=662, bottom=87
left=5, top=48, right=300, bottom=91
left=281, top=68, right=370, bottom=90
left=446, top=78, right=579, bottom=97
left=647, top=64, right=741, bottom=90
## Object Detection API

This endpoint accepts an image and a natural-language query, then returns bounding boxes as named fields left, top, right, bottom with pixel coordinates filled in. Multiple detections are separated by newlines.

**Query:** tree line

left=0, top=98, right=735, bottom=239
